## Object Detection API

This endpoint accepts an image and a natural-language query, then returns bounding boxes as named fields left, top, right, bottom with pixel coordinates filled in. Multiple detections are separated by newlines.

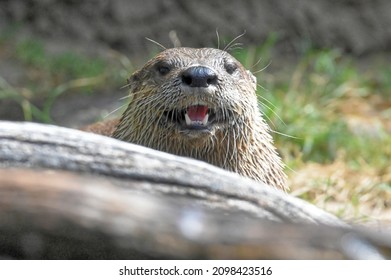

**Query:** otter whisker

left=216, top=28, right=220, bottom=50
left=256, top=90, right=277, bottom=109
left=257, top=101, right=278, bottom=129
left=252, top=60, right=272, bottom=74
left=119, top=94, right=132, bottom=101
left=145, top=37, right=166, bottom=50
left=223, top=31, right=246, bottom=52
left=153, top=101, right=170, bottom=131
left=137, top=95, right=166, bottom=108
left=225, top=42, right=244, bottom=52
left=257, top=98, right=286, bottom=128
left=256, top=82, right=269, bottom=92
left=250, top=56, right=264, bottom=70
left=231, top=127, right=238, bottom=172
left=120, top=83, right=131, bottom=90
left=270, top=129, right=299, bottom=139
left=139, top=103, right=165, bottom=144
left=104, top=103, right=128, bottom=119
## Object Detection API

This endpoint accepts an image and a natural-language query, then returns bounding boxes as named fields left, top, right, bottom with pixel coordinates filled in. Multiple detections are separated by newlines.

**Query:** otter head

left=113, top=47, right=286, bottom=190
left=114, top=48, right=257, bottom=141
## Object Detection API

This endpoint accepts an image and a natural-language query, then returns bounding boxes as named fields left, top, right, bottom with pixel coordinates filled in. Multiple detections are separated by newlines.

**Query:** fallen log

left=0, top=121, right=390, bottom=259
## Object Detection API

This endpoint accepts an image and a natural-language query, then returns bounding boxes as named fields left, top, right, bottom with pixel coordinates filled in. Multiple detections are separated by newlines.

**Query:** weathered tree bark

left=0, top=121, right=390, bottom=259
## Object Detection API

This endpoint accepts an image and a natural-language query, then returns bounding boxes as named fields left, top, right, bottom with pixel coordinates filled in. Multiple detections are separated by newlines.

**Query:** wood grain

left=0, top=121, right=390, bottom=259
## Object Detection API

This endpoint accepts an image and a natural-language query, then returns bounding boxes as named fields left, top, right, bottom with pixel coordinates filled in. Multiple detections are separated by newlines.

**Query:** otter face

left=113, top=48, right=286, bottom=190
left=128, top=48, right=257, bottom=140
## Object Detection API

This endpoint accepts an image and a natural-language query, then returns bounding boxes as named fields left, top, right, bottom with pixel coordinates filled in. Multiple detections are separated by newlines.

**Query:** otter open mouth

left=163, top=105, right=217, bottom=131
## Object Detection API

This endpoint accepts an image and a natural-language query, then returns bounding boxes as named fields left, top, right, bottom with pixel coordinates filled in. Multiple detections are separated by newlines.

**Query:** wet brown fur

left=90, top=48, right=287, bottom=190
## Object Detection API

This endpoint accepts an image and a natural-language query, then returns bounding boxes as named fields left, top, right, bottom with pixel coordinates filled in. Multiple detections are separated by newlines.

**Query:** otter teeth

left=202, top=114, right=209, bottom=125
left=185, top=113, right=209, bottom=126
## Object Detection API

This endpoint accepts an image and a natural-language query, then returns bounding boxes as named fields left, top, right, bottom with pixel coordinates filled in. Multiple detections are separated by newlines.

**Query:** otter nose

left=181, top=66, right=218, bottom=88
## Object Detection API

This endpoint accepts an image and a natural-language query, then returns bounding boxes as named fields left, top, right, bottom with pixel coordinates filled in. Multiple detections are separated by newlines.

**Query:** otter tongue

left=185, top=105, right=209, bottom=125
left=187, top=105, right=208, bottom=121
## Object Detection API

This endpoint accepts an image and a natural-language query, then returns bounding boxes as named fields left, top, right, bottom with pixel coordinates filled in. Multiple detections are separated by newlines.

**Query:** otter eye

left=224, top=61, right=238, bottom=74
left=156, top=62, right=171, bottom=76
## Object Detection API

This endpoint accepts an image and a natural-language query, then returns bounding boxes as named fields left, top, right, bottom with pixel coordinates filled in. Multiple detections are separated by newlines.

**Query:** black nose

left=181, top=66, right=218, bottom=88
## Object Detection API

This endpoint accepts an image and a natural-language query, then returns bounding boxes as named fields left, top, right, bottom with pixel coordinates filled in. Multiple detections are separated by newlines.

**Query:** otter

left=86, top=47, right=287, bottom=190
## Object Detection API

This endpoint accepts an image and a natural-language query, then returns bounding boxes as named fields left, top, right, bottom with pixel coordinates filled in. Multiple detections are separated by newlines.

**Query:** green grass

left=236, top=48, right=391, bottom=168
left=15, top=39, right=106, bottom=79
left=235, top=46, right=391, bottom=221
left=0, top=37, right=128, bottom=122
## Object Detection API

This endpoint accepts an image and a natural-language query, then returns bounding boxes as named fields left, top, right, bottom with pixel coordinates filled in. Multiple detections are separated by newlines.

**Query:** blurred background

left=0, top=0, right=390, bottom=225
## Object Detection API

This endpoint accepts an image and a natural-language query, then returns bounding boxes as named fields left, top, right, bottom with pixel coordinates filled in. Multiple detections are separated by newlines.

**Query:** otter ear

left=247, top=70, right=257, bottom=90
left=127, top=70, right=142, bottom=93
